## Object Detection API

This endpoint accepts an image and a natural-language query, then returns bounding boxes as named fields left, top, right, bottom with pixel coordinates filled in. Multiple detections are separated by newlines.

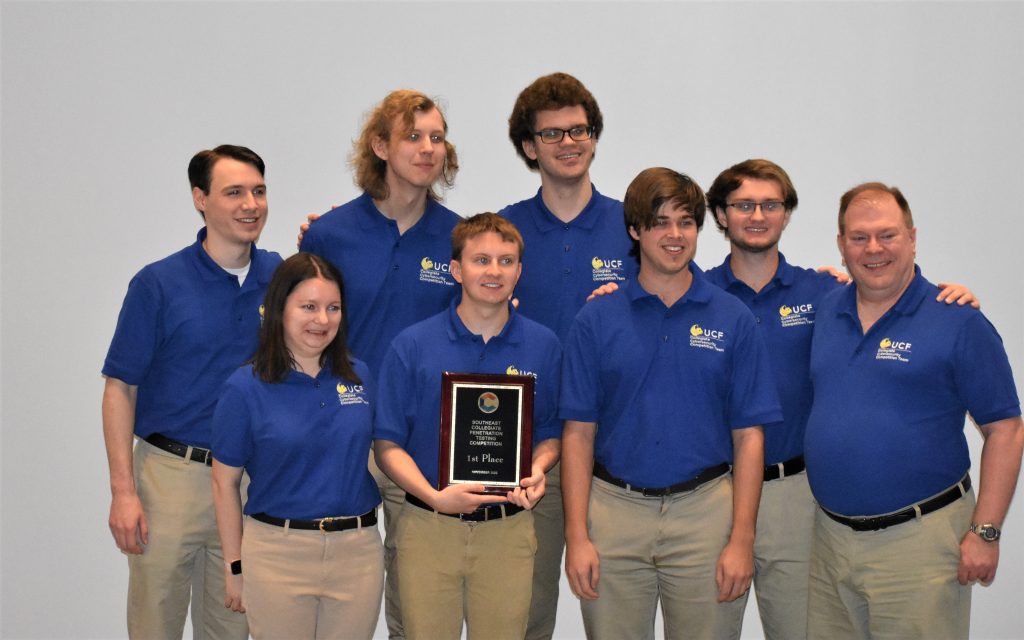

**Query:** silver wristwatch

left=970, top=522, right=1001, bottom=542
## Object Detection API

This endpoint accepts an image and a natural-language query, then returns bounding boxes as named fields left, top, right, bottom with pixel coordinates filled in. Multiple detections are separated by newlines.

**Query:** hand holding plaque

left=439, top=372, right=533, bottom=495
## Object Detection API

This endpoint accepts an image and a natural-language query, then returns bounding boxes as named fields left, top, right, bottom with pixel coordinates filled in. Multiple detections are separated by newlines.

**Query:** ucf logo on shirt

left=689, top=324, right=726, bottom=353
left=875, top=337, right=912, bottom=363
left=590, top=255, right=627, bottom=283
left=337, top=383, right=370, bottom=406
left=778, top=302, right=815, bottom=327
left=418, top=256, right=454, bottom=286
left=506, top=364, right=538, bottom=378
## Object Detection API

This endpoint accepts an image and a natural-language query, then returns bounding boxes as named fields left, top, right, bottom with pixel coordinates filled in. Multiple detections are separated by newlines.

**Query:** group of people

left=102, top=72, right=1023, bottom=640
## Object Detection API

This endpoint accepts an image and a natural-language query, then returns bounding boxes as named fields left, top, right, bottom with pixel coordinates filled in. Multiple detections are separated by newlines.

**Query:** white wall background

left=2, top=1, right=1022, bottom=638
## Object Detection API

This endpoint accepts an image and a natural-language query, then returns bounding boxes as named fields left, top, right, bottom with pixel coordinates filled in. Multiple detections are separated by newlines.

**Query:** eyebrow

left=221, top=182, right=265, bottom=191
left=656, top=213, right=694, bottom=221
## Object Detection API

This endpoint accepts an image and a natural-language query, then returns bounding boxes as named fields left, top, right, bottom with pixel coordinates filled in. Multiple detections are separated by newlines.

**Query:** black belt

left=405, top=493, right=524, bottom=522
left=144, top=433, right=213, bottom=466
left=251, top=509, right=377, bottom=532
left=764, top=454, right=805, bottom=482
left=593, top=461, right=730, bottom=497
left=822, top=474, right=971, bottom=532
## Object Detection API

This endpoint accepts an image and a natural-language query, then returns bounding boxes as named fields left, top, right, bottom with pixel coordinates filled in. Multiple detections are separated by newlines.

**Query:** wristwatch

left=228, top=559, right=242, bottom=575
left=970, top=523, right=1001, bottom=542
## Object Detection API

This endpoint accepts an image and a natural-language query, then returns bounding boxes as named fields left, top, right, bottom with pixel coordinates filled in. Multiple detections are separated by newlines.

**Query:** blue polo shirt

left=212, top=362, right=381, bottom=519
left=705, top=254, right=840, bottom=465
left=499, top=186, right=635, bottom=342
left=102, top=228, right=282, bottom=447
left=300, top=192, right=461, bottom=377
left=805, top=267, right=1021, bottom=516
left=560, top=264, right=783, bottom=487
left=375, top=298, right=562, bottom=488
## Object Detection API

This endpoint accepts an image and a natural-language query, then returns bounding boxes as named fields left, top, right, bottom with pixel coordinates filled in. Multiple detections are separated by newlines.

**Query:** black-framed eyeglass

left=725, top=201, right=787, bottom=214
left=533, top=126, right=594, bottom=144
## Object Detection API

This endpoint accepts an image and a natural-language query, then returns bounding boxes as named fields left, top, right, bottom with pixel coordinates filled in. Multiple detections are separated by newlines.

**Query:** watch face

left=974, top=524, right=1001, bottom=541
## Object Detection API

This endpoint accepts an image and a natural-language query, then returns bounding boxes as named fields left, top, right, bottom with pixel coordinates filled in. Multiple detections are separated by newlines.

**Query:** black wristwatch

left=229, top=559, right=242, bottom=575
left=970, top=523, right=1001, bottom=542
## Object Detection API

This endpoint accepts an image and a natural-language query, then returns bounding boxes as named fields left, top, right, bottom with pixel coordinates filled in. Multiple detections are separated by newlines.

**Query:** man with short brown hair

left=805, top=183, right=1024, bottom=639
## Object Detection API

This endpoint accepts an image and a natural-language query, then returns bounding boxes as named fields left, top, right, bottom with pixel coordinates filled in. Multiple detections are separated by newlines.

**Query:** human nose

left=865, top=236, right=883, bottom=252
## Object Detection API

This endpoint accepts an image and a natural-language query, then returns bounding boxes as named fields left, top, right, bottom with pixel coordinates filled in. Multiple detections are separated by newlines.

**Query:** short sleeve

left=373, top=343, right=416, bottom=447
left=558, top=310, right=601, bottom=423
left=726, top=313, right=783, bottom=429
left=955, top=313, right=1021, bottom=425
left=298, top=219, right=326, bottom=258
left=532, top=337, right=563, bottom=443
left=102, top=273, right=162, bottom=384
left=211, top=373, right=255, bottom=468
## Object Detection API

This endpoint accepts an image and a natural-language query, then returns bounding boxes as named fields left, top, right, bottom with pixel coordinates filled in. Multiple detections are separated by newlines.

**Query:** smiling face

left=715, top=177, right=791, bottom=253
left=451, top=231, right=523, bottom=309
left=192, top=157, right=267, bottom=249
left=373, top=107, right=448, bottom=194
left=520, top=105, right=595, bottom=184
left=631, top=202, right=698, bottom=279
left=838, top=192, right=917, bottom=304
left=282, top=276, right=343, bottom=365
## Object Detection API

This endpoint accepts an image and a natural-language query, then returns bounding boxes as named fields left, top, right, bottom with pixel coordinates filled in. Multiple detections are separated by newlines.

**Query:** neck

left=539, top=173, right=592, bottom=223
left=292, top=355, right=322, bottom=378
left=637, top=263, right=693, bottom=308
left=202, top=232, right=251, bottom=270
left=374, top=184, right=429, bottom=235
left=728, top=245, right=780, bottom=293
left=456, top=299, right=510, bottom=343
left=855, top=272, right=914, bottom=333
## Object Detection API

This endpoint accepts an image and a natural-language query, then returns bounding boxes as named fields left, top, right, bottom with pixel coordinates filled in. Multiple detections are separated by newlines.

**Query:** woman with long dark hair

left=211, top=252, right=383, bottom=639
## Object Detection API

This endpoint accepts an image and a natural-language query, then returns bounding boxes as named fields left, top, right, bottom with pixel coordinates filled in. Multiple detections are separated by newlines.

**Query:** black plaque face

left=439, top=372, right=534, bottom=494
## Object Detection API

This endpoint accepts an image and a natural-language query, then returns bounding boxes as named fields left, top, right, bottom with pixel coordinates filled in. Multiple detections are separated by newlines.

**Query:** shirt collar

left=190, top=227, right=261, bottom=283
left=529, top=184, right=604, bottom=232
left=837, top=264, right=927, bottom=320
left=356, top=191, right=448, bottom=236
left=444, top=294, right=523, bottom=344
left=625, top=262, right=713, bottom=306
left=716, top=252, right=795, bottom=290
left=284, top=363, right=336, bottom=384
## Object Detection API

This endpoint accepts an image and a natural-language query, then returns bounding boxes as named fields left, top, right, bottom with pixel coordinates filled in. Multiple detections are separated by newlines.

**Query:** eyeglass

left=725, top=201, right=787, bottom=214
left=533, top=126, right=594, bottom=144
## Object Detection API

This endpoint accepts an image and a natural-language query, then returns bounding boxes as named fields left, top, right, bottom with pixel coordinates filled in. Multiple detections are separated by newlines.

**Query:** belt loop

left=624, top=483, right=632, bottom=495
left=284, top=519, right=290, bottom=534
left=913, top=504, right=923, bottom=520
left=183, top=445, right=194, bottom=465
left=776, top=462, right=785, bottom=479
left=500, top=504, right=507, bottom=519
left=356, top=515, right=362, bottom=529
left=957, top=479, right=966, bottom=496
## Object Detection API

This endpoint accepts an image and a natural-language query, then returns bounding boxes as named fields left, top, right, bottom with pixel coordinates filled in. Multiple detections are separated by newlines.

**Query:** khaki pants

left=127, top=439, right=248, bottom=640
left=369, top=450, right=407, bottom=639
left=750, top=471, right=815, bottom=640
left=396, top=502, right=536, bottom=640
left=241, top=517, right=384, bottom=640
left=581, top=475, right=745, bottom=640
left=808, top=488, right=975, bottom=640
left=525, top=461, right=565, bottom=640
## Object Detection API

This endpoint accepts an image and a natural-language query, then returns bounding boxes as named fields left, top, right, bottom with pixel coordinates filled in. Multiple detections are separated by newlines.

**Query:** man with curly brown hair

left=500, top=72, right=635, bottom=640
